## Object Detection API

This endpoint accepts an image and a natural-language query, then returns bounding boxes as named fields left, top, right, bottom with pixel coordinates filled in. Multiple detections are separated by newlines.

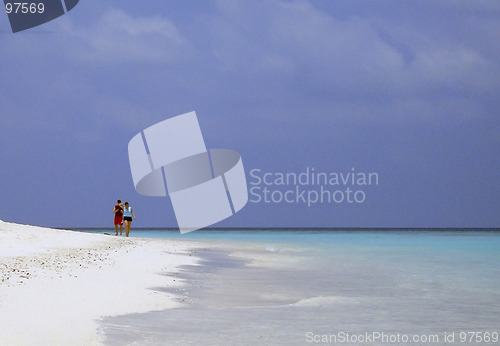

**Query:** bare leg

left=120, top=224, right=123, bottom=235
left=114, top=224, right=118, bottom=236
left=125, top=221, right=130, bottom=237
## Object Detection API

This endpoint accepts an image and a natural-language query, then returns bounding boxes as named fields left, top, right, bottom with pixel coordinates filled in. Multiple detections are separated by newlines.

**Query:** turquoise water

left=78, top=229, right=500, bottom=345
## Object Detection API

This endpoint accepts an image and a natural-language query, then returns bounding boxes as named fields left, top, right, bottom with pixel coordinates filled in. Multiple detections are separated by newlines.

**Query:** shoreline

left=0, top=220, right=200, bottom=345
left=99, top=230, right=500, bottom=345
left=3, top=223, right=499, bottom=345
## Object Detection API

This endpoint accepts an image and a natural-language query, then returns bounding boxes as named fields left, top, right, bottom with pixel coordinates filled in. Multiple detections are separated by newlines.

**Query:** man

left=113, top=200, right=124, bottom=235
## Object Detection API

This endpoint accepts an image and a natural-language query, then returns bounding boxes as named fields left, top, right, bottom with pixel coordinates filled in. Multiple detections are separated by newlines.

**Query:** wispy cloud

left=60, top=7, right=192, bottom=64
left=206, top=0, right=500, bottom=106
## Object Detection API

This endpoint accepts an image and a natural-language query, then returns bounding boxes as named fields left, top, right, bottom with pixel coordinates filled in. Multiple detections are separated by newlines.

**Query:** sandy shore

left=0, top=220, right=199, bottom=346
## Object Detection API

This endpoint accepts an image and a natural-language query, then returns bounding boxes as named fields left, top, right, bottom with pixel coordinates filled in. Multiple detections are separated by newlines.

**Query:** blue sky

left=1, top=0, right=499, bottom=228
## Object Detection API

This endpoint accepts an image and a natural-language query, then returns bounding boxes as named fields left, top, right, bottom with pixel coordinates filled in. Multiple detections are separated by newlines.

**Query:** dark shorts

left=124, top=216, right=133, bottom=222
left=114, top=215, right=123, bottom=225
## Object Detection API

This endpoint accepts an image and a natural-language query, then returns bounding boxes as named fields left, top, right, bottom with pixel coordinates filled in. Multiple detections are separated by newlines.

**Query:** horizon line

left=69, top=226, right=500, bottom=231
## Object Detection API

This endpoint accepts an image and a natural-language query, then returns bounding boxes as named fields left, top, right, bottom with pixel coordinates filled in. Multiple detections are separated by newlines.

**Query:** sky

left=1, top=0, right=499, bottom=229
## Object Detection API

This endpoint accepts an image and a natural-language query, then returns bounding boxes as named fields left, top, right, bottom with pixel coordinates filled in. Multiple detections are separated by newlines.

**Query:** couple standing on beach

left=113, top=200, right=136, bottom=237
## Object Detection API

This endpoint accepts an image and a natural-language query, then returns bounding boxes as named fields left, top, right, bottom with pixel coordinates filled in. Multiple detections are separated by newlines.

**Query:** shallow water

left=80, top=229, right=500, bottom=345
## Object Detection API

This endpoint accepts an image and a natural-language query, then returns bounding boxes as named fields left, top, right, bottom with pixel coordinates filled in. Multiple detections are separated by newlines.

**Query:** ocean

left=75, top=228, right=500, bottom=345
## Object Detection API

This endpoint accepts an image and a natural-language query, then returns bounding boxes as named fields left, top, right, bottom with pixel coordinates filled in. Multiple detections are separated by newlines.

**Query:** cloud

left=0, top=6, right=199, bottom=138
left=60, top=7, right=192, bottom=64
left=205, top=0, right=500, bottom=114
left=174, top=0, right=500, bottom=159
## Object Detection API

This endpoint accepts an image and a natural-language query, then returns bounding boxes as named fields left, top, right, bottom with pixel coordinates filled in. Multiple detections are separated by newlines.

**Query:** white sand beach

left=0, top=220, right=198, bottom=346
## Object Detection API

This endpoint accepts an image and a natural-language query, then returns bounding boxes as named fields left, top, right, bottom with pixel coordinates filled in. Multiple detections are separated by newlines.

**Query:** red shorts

left=114, top=215, right=123, bottom=225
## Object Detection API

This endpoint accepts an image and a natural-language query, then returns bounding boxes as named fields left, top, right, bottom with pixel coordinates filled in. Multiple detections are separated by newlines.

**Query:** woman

left=122, top=202, right=136, bottom=237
